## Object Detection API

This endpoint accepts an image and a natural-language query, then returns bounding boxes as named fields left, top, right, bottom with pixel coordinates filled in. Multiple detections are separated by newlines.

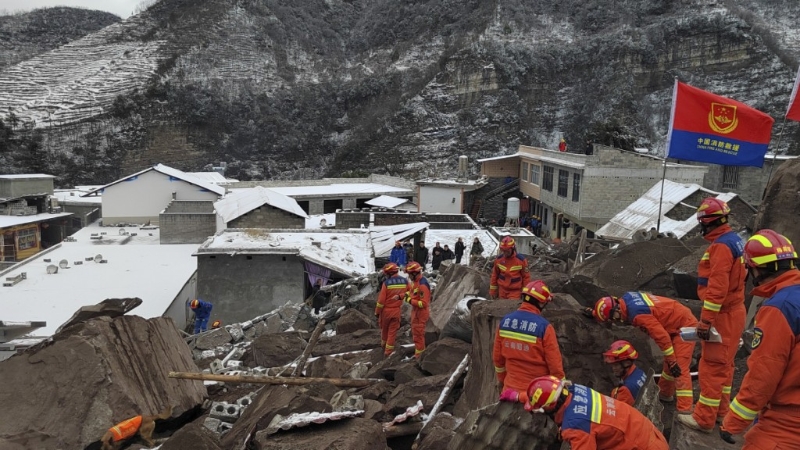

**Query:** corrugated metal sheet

left=216, top=187, right=309, bottom=223
left=265, top=410, right=365, bottom=435
left=371, top=222, right=430, bottom=257
left=596, top=180, right=737, bottom=240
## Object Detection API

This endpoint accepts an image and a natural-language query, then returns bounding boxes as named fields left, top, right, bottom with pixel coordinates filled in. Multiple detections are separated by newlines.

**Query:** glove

left=499, top=389, right=520, bottom=403
left=719, top=427, right=735, bottom=444
left=582, top=307, right=594, bottom=319
left=403, top=293, right=411, bottom=304
left=667, top=359, right=682, bottom=378
left=697, top=319, right=712, bottom=341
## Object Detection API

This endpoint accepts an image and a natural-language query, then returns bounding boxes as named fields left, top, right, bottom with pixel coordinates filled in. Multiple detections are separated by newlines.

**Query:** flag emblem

left=709, top=103, right=738, bottom=134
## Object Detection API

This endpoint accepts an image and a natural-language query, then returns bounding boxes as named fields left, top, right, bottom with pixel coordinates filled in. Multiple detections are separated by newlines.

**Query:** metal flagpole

left=656, top=156, right=668, bottom=233
left=657, top=77, right=679, bottom=234
left=762, top=117, right=788, bottom=201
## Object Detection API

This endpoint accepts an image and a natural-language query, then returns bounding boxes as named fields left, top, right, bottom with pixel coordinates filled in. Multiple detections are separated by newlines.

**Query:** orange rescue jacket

left=697, top=224, right=746, bottom=323
left=492, top=302, right=564, bottom=391
left=109, top=415, right=143, bottom=442
left=557, top=385, right=668, bottom=450
left=723, top=270, right=800, bottom=434
left=375, top=275, right=409, bottom=315
left=611, top=365, right=647, bottom=406
left=490, top=251, right=531, bottom=299
left=407, top=276, right=431, bottom=316
left=618, top=292, right=696, bottom=364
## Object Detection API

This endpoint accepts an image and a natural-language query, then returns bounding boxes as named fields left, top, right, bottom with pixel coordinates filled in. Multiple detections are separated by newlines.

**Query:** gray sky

left=0, top=0, right=143, bottom=19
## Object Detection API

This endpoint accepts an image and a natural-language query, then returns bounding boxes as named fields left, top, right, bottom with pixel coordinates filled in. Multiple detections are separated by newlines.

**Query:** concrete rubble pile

left=0, top=215, right=767, bottom=449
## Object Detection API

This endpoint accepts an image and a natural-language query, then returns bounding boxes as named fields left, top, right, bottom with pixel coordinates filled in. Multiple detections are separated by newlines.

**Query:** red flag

left=666, top=81, right=774, bottom=167
left=787, top=65, right=800, bottom=122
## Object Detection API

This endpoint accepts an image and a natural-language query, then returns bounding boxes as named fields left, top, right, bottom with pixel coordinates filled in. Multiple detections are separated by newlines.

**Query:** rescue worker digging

left=678, top=198, right=746, bottom=432
left=494, top=280, right=564, bottom=402
left=404, top=262, right=430, bottom=359
left=189, top=299, right=213, bottom=334
left=375, top=263, right=409, bottom=357
left=603, top=340, right=647, bottom=407
left=490, top=236, right=531, bottom=300
left=502, top=375, right=668, bottom=450
left=719, top=229, right=800, bottom=448
left=589, top=292, right=696, bottom=413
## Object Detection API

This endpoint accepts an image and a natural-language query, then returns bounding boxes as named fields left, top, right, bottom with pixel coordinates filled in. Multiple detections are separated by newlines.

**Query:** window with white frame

left=521, top=162, right=529, bottom=182
left=530, top=165, right=540, bottom=185
left=543, top=166, right=554, bottom=191
left=557, top=170, right=569, bottom=197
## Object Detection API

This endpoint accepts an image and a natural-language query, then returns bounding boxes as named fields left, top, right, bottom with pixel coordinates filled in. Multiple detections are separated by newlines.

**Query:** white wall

left=102, top=170, right=220, bottom=224
left=419, top=185, right=463, bottom=214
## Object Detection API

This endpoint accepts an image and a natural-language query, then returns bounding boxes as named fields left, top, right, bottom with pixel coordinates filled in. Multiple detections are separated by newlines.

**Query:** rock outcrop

left=755, top=157, right=800, bottom=245
left=0, top=316, right=205, bottom=450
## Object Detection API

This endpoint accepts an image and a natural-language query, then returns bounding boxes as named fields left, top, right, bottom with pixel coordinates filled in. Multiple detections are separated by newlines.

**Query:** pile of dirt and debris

left=755, top=156, right=800, bottom=244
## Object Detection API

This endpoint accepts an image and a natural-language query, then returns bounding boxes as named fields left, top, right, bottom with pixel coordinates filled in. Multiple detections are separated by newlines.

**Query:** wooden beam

left=168, top=371, right=382, bottom=388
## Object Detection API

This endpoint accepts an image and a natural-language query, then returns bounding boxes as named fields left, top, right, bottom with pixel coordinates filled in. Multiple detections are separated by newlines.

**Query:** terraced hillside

left=1, top=0, right=799, bottom=184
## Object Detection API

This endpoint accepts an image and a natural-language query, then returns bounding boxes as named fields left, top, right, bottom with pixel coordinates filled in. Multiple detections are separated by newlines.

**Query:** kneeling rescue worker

left=505, top=375, right=668, bottom=450
left=404, top=261, right=431, bottom=359
left=375, top=263, right=409, bottom=357
left=590, top=291, right=696, bottom=413
left=719, top=229, right=800, bottom=448
left=494, top=280, right=564, bottom=402
left=603, top=340, right=647, bottom=406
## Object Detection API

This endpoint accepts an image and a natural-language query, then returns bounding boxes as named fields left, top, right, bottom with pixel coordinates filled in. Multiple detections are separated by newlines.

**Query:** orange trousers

left=411, top=309, right=429, bottom=358
left=743, top=408, right=800, bottom=450
left=658, top=336, right=696, bottom=412
left=380, top=308, right=401, bottom=356
left=694, top=305, right=746, bottom=428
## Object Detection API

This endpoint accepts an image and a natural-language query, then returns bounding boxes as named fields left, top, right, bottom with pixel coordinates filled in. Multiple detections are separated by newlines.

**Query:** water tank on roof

left=457, top=155, right=469, bottom=180
left=506, top=198, right=520, bottom=219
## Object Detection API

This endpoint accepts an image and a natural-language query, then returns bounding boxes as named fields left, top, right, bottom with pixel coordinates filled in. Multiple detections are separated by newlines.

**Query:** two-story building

left=689, top=154, right=799, bottom=206
left=478, top=145, right=709, bottom=239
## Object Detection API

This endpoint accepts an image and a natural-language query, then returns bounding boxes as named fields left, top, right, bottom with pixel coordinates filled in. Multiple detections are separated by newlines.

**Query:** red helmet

left=382, top=263, right=399, bottom=277
left=603, top=340, right=638, bottom=364
left=190, top=299, right=200, bottom=309
left=500, top=236, right=515, bottom=250
left=592, top=297, right=617, bottom=323
left=744, top=229, right=798, bottom=268
left=526, top=375, right=566, bottom=411
left=522, top=280, right=552, bottom=304
left=405, top=261, right=423, bottom=274
left=696, top=197, right=731, bottom=224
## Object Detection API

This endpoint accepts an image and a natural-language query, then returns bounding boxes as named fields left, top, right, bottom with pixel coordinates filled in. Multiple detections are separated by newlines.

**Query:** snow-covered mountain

left=1, top=0, right=799, bottom=185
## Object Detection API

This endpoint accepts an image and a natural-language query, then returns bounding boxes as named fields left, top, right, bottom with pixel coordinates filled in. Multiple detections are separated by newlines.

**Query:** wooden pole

left=412, top=354, right=470, bottom=448
left=168, top=371, right=383, bottom=388
left=292, top=319, right=326, bottom=377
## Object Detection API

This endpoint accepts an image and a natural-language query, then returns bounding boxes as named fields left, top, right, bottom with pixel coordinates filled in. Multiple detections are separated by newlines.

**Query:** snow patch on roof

left=365, top=195, right=409, bottom=208
left=83, top=164, right=226, bottom=197
left=0, top=174, right=55, bottom=179
left=305, top=213, right=337, bottom=229
left=268, top=183, right=412, bottom=197
left=0, top=212, right=73, bottom=228
left=216, top=187, right=308, bottom=223
left=197, top=229, right=374, bottom=277
left=187, top=172, right=234, bottom=185
left=0, top=222, right=198, bottom=336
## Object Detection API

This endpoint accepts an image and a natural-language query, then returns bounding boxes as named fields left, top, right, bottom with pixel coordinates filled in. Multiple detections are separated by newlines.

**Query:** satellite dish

left=46, top=265, right=58, bottom=274
left=94, top=254, right=103, bottom=263
left=58, top=259, right=69, bottom=269
left=319, top=218, right=327, bottom=227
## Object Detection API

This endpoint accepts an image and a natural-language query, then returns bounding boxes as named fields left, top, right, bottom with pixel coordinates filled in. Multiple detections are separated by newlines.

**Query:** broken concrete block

left=210, top=359, right=225, bottom=374
left=330, top=390, right=348, bottom=411
left=419, top=337, right=471, bottom=376
left=251, top=366, right=267, bottom=375
left=225, top=360, right=243, bottom=369
left=237, top=393, right=255, bottom=408
left=345, top=394, right=364, bottom=411
left=362, top=399, right=384, bottom=421
left=243, top=332, right=307, bottom=368
left=218, top=421, right=233, bottom=434
left=204, top=417, right=222, bottom=433
left=336, top=309, right=374, bottom=335
left=210, top=402, right=241, bottom=423
left=227, top=324, right=244, bottom=342
left=306, top=355, right=354, bottom=379
left=344, top=362, right=370, bottom=379
left=194, top=327, right=233, bottom=350
left=200, top=350, right=216, bottom=359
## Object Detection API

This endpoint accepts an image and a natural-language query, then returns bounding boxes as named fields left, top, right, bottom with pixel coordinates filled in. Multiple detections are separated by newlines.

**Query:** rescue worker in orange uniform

left=590, top=292, right=696, bottom=412
left=677, top=198, right=747, bottom=432
left=504, top=375, right=668, bottom=450
left=603, top=340, right=648, bottom=407
left=374, top=263, right=409, bottom=357
left=490, top=236, right=531, bottom=300
left=494, top=280, right=564, bottom=402
left=404, top=262, right=431, bottom=359
left=719, top=229, right=800, bottom=448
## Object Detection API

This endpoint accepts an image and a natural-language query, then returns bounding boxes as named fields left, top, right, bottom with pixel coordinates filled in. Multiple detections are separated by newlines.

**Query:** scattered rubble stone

left=314, top=328, right=383, bottom=355
left=335, top=309, right=374, bottom=334
left=243, top=332, right=307, bottom=368
left=194, top=327, right=233, bottom=350
left=55, top=297, right=142, bottom=334
left=417, top=412, right=461, bottom=450
left=362, top=399, right=384, bottom=420
left=351, top=379, right=396, bottom=403
left=383, top=373, right=450, bottom=416
left=419, top=337, right=472, bottom=376
left=449, top=401, right=558, bottom=450
left=160, top=421, right=222, bottom=450
left=306, top=355, right=354, bottom=379
left=429, top=264, right=490, bottom=339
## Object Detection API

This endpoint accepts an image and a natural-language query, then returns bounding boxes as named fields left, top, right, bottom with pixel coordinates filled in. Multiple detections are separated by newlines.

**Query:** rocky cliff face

left=1, top=0, right=799, bottom=185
